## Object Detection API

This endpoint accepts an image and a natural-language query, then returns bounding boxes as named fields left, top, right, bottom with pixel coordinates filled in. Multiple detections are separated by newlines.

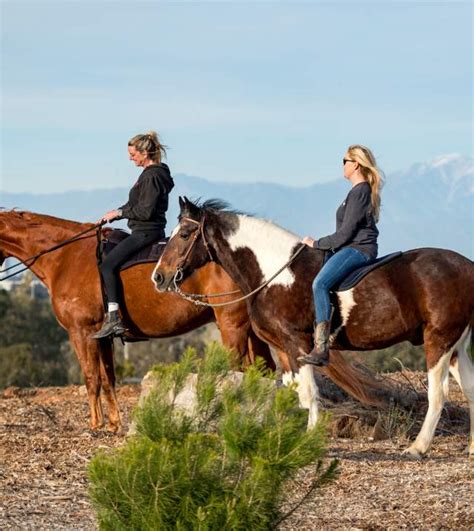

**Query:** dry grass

left=0, top=372, right=472, bottom=530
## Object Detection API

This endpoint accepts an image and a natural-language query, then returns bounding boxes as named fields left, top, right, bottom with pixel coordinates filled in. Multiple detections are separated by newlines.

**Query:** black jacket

left=314, top=182, right=379, bottom=259
left=118, top=163, right=174, bottom=232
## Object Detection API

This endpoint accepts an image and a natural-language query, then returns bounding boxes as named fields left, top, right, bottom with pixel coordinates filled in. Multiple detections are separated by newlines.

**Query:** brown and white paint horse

left=0, top=210, right=276, bottom=432
left=153, top=197, right=474, bottom=458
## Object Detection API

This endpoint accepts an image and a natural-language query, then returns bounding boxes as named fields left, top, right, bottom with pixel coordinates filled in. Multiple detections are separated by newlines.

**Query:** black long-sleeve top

left=118, top=163, right=174, bottom=232
left=314, top=181, right=379, bottom=259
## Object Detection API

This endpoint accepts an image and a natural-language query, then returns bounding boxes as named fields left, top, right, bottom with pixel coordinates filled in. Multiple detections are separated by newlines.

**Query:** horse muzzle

left=153, top=269, right=176, bottom=292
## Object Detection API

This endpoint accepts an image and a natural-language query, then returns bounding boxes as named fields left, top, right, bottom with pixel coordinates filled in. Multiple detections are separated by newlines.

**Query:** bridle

left=170, top=215, right=306, bottom=308
left=173, top=215, right=214, bottom=284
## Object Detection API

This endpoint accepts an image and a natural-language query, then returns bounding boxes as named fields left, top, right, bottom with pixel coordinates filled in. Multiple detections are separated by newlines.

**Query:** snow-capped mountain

left=2, top=155, right=473, bottom=259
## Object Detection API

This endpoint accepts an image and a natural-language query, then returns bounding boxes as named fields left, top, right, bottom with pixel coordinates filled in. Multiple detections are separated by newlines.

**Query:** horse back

left=334, top=248, right=474, bottom=350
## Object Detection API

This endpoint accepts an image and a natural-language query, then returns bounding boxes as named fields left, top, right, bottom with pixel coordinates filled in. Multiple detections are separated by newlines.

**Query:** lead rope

left=173, top=243, right=306, bottom=308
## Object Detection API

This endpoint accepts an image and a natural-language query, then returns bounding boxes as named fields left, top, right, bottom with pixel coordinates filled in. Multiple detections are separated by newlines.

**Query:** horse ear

left=178, top=196, right=185, bottom=210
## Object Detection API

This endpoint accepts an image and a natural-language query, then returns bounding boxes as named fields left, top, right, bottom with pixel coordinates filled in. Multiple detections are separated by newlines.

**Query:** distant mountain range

left=2, top=154, right=473, bottom=259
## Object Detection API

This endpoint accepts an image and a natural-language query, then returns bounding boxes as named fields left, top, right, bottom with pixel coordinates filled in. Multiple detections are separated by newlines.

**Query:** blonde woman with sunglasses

left=299, top=145, right=384, bottom=366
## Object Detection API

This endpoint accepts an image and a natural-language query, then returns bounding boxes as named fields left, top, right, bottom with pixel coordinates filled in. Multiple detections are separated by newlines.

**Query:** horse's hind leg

left=405, top=328, right=464, bottom=458
left=405, top=352, right=450, bottom=458
left=98, top=337, right=121, bottom=433
left=453, top=326, right=474, bottom=456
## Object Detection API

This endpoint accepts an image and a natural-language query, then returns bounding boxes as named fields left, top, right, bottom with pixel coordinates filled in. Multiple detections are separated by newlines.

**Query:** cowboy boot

left=298, top=321, right=331, bottom=366
left=91, top=311, right=127, bottom=339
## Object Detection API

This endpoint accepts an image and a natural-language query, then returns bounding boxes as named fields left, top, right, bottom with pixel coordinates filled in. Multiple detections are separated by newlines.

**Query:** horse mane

left=188, top=197, right=249, bottom=217
left=187, top=197, right=302, bottom=243
left=0, top=209, right=92, bottom=230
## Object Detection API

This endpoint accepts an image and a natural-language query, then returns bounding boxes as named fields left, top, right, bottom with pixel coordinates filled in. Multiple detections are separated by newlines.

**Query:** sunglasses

left=343, top=158, right=355, bottom=165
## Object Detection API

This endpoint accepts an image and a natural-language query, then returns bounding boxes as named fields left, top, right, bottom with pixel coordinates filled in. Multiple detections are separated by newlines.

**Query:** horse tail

left=321, top=351, right=396, bottom=408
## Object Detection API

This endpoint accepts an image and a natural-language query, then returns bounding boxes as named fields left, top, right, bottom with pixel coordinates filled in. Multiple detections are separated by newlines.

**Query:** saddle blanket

left=334, top=251, right=403, bottom=292
left=99, top=229, right=168, bottom=272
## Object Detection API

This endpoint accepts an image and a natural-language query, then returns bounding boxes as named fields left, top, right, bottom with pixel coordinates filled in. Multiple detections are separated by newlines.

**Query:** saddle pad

left=101, top=229, right=168, bottom=272
left=334, top=251, right=403, bottom=292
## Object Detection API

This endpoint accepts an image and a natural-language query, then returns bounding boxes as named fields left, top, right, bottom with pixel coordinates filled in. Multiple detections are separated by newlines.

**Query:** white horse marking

left=152, top=222, right=180, bottom=285
left=227, top=215, right=300, bottom=288
left=330, top=289, right=357, bottom=341
left=170, top=223, right=181, bottom=239
left=282, top=367, right=320, bottom=429
left=455, top=326, right=474, bottom=456
left=337, top=289, right=356, bottom=326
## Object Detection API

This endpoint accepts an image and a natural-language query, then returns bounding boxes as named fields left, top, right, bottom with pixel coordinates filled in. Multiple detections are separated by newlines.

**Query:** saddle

left=99, top=229, right=168, bottom=272
left=96, top=229, right=169, bottom=343
left=333, top=251, right=403, bottom=292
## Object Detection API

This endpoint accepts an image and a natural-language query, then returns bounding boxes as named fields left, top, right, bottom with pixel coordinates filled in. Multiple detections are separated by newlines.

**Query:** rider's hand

left=98, top=210, right=121, bottom=224
left=302, top=236, right=316, bottom=248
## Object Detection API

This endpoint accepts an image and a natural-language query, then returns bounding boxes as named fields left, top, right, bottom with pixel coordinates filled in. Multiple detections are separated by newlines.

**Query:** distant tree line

left=0, top=286, right=69, bottom=388
left=0, top=284, right=428, bottom=390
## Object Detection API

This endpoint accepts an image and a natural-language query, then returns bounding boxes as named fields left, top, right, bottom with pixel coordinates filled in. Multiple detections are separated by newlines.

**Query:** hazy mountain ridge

left=2, top=155, right=473, bottom=258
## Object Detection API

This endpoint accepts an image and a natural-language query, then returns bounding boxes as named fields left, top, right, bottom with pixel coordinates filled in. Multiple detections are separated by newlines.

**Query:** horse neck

left=208, top=213, right=304, bottom=293
left=2, top=214, right=93, bottom=288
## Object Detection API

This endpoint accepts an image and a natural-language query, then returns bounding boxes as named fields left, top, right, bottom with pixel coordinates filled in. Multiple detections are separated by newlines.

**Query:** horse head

left=152, top=196, right=216, bottom=291
left=0, top=210, right=13, bottom=267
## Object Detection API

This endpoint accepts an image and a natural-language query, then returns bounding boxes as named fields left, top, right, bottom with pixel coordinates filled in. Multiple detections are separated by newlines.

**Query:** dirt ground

left=0, top=376, right=472, bottom=530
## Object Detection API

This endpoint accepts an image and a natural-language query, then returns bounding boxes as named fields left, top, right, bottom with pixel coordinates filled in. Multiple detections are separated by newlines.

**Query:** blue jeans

left=312, top=247, right=372, bottom=323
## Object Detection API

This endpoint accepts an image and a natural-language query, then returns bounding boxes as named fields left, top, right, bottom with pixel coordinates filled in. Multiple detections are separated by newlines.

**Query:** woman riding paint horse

left=299, top=145, right=383, bottom=367
left=92, top=131, right=174, bottom=339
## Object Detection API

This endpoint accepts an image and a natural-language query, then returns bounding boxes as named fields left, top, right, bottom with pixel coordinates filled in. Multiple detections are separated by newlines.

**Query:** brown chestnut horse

left=0, top=210, right=277, bottom=432
left=153, top=198, right=474, bottom=458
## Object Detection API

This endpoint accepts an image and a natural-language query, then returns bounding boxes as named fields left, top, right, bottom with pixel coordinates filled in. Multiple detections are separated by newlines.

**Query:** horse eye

left=180, top=232, right=190, bottom=240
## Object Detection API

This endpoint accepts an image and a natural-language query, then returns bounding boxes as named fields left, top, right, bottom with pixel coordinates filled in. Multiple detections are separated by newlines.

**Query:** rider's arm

left=314, top=185, right=371, bottom=252
left=118, top=169, right=166, bottom=221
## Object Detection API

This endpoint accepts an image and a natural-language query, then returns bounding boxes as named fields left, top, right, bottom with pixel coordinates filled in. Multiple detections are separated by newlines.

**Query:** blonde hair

left=128, top=131, right=167, bottom=163
left=347, top=144, right=384, bottom=222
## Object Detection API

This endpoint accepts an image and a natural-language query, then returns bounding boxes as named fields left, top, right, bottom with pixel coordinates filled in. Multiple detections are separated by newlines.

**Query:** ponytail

left=128, top=131, right=168, bottom=163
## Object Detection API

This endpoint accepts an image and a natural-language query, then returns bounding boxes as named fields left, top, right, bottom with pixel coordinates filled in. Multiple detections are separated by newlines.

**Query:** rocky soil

left=0, top=374, right=472, bottom=530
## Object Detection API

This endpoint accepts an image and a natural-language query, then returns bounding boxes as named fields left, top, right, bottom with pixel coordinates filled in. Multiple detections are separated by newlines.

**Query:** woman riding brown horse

left=94, top=131, right=175, bottom=338
left=0, top=210, right=276, bottom=432
left=153, top=197, right=474, bottom=458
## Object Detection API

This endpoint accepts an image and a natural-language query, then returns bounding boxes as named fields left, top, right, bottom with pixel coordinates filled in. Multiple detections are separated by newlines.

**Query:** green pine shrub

left=89, top=343, right=338, bottom=530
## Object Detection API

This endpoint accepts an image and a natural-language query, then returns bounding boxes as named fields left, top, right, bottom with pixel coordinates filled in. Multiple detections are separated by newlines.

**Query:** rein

left=172, top=216, right=306, bottom=308
left=0, top=222, right=105, bottom=281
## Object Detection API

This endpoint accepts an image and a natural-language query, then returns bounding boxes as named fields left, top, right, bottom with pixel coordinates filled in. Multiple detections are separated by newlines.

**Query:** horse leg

left=218, top=322, right=251, bottom=369
left=68, top=328, right=104, bottom=430
left=448, top=357, right=462, bottom=390
left=246, top=330, right=277, bottom=372
left=286, top=364, right=320, bottom=430
left=271, top=336, right=319, bottom=430
left=452, top=326, right=474, bottom=456
left=245, top=324, right=320, bottom=430
left=98, top=337, right=121, bottom=433
left=404, top=328, right=462, bottom=458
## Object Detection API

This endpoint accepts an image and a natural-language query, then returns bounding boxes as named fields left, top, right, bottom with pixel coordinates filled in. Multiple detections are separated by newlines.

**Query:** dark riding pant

left=100, top=229, right=164, bottom=304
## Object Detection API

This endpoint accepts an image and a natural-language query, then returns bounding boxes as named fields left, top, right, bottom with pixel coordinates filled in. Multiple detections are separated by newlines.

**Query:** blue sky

left=1, top=1, right=472, bottom=193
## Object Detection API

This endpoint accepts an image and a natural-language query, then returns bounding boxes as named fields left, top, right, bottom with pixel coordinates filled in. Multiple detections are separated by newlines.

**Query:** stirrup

left=298, top=350, right=330, bottom=367
left=91, top=316, right=127, bottom=339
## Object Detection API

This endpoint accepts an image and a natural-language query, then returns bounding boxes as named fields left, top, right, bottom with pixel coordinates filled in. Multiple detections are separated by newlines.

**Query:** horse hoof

left=107, top=423, right=121, bottom=434
left=402, top=446, right=424, bottom=460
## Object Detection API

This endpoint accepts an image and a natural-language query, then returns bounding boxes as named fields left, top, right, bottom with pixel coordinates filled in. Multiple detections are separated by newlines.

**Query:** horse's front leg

left=256, top=326, right=320, bottom=430
left=68, top=328, right=104, bottom=430
left=97, top=336, right=121, bottom=433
